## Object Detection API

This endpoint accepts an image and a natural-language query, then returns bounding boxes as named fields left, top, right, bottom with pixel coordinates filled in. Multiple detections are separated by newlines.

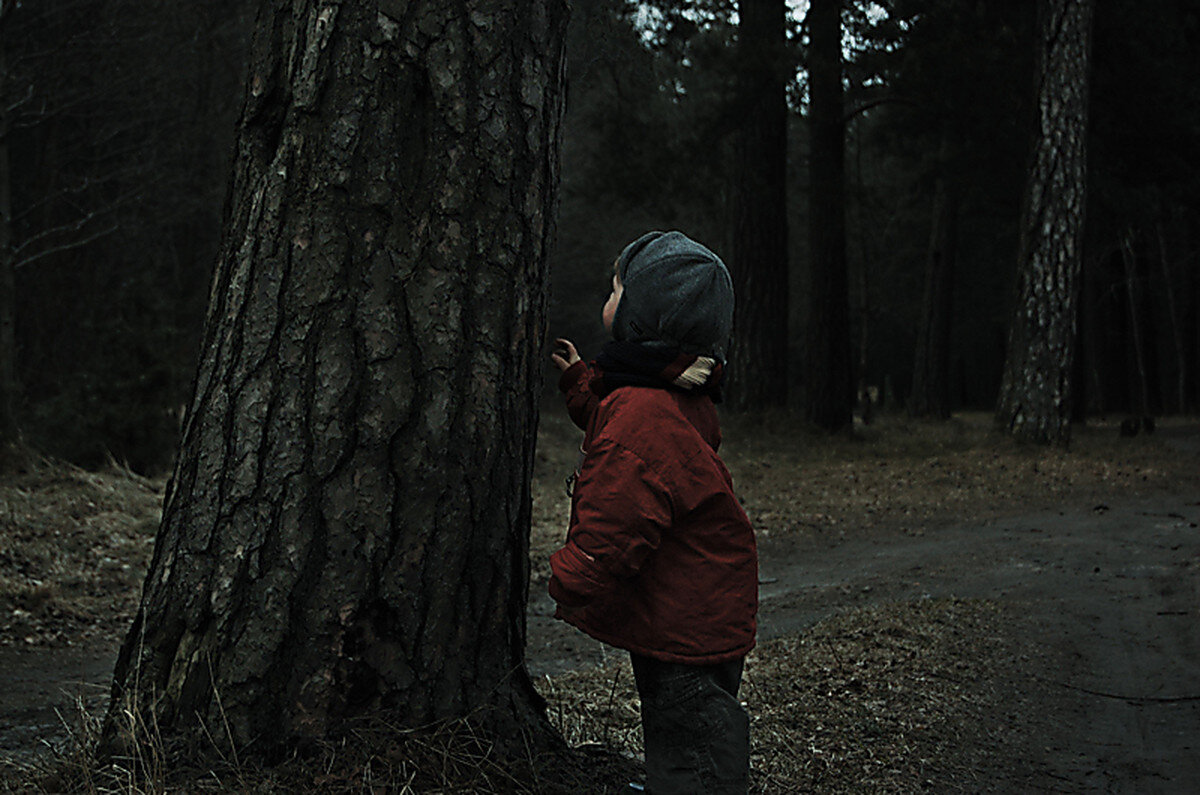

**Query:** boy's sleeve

left=548, top=439, right=674, bottom=607
left=559, top=360, right=601, bottom=431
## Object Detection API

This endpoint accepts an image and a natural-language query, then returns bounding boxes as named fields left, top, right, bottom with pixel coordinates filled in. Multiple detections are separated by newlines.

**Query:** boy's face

left=602, top=261, right=624, bottom=333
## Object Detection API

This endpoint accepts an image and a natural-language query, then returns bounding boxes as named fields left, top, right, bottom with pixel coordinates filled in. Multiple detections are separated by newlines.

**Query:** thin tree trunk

left=1120, top=230, right=1152, bottom=417
left=909, top=136, right=956, bottom=420
left=805, top=0, right=852, bottom=430
left=1187, top=215, right=1200, bottom=411
left=1080, top=248, right=1105, bottom=414
left=856, top=238, right=872, bottom=423
left=851, top=125, right=872, bottom=423
left=102, top=0, right=568, bottom=761
left=728, top=0, right=788, bottom=411
left=995, top=0, right=1094, bottom=445
left=1155, top=219, right=1187, bottom=413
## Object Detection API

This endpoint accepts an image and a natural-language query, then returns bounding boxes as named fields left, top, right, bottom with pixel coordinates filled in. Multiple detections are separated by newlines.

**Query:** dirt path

left=529, top=489, right=1200, bottom=791
left=0, top=641, right=117, bottom=761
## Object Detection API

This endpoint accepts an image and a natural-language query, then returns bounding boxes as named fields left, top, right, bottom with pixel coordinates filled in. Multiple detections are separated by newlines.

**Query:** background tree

left=805, top=0, right=852, bottom=429
left=102, top=0, right=569, bottom=760
left=2, top=0, right=1195, bottom=479
left=996, top=0, right=1094, bottom=444
left=2, top=0, right=250, bottom=470
left=548, top=0, right=740, bottom=364
left=1077, top=0, right=1200, bottom=418
left=849, top=0, right=1034, bottom=415
left=726, top=0, right=789, bottom=411
left=0, top=0, right=16, bottom=459
left=907, top=136, right=956, bottom=419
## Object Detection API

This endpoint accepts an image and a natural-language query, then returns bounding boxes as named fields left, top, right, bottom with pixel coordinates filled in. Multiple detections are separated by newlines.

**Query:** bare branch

left=14, top=223, right=119, bottom=270
left=843, top=94, right=916, bottom=124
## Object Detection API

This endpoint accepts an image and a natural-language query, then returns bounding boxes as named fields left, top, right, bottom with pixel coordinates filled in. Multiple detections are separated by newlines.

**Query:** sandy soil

left=1, top=420, right=1197, bottom=791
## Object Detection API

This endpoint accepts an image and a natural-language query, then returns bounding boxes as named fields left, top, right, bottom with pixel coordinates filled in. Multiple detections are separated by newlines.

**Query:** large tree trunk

left=727, top=0, right=788, bottom=411
left=995, top=0, right=1093, bottom=445
left=102, top=0, right=568, bottom=760
left=909, top=136, right=957, bottom=420
left=805, top=0, right=852, bottom=430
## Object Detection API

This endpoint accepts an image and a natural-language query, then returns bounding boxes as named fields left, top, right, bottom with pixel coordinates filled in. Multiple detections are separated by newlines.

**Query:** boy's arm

left=548, top=440, right=673, bottom=607
left=558, top=360, right=601, bottom=431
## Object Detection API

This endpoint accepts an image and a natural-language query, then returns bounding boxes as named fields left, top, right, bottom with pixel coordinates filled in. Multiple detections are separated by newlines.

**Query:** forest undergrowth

left=0, top=410, right=1195, bottom=792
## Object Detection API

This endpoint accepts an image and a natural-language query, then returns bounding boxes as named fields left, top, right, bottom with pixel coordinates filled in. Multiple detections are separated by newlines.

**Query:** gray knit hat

left=612, top=231, right=734, bottom=360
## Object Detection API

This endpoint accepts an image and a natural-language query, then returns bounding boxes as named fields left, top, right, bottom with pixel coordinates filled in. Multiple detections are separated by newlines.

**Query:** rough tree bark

left=909, top=137, right=957, bottom=419
left=995, top=0, right=1093, bottom=445
left=727, top=0, right=788, bottom=411
left=805, top=0, right=852, bottom=430
left=102, top=0, right=568, bottom=760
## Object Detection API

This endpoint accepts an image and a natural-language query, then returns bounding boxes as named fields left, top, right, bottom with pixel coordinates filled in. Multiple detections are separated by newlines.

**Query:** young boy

left=549, top=231, right=758, bottom=794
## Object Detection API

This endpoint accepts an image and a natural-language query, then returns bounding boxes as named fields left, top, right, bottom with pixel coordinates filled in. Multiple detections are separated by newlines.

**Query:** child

left=549, top=231, right=758, bottom=794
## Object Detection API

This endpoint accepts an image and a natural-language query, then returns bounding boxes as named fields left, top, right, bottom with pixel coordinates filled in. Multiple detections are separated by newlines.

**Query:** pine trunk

left=102, top=0, right=567, bottom=760
left=805, top=0, right=852, bottom=430
left=995, top=0, right=1093, bottom=445
left=728, top=0, right=788, bottom=411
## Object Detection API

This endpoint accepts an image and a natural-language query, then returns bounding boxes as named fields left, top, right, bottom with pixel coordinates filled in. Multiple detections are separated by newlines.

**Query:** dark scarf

left=592, top=340, right=724, bottom=402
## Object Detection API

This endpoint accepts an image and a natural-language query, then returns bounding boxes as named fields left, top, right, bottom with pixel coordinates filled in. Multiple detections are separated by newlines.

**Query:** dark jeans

left=630, top=653, right=749, bottom=795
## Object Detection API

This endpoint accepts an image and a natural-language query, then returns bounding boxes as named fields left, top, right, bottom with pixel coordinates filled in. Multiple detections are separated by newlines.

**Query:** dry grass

left=540, top=597, right=1028, bottom=794
left=531, top=410, right=1199, bottom=577
left=0, top=458, right=162, bottom=647
left=3, top=703, right=639, bottom=794
left=721, top=412, right=1197, bottom=543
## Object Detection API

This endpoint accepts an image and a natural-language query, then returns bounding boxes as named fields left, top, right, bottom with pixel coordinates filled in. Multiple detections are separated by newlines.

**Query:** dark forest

left=1, top=1, right=1199, bottom=792
left=2, top=0, right=1196, bottom=469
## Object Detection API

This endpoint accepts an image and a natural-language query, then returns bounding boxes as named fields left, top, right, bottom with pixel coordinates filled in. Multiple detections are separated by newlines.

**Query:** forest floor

left=0, top=411, right=1197, bottom=792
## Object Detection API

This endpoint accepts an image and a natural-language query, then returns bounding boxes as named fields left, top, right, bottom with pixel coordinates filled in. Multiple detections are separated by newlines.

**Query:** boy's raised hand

left=551, top=338, right=581, bottom=372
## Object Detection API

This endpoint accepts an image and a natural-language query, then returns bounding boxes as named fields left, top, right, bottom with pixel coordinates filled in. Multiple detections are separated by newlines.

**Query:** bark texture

left=103, top=0, right=567, bottom=758
left=995, top=0, right=1093, bottom=445
left=805, top=0, right=852, bottom=430
left=727, top=0, right=788, bottom=411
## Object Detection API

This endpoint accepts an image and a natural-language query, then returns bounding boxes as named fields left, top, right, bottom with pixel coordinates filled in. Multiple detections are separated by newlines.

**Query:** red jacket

left=548, top=361, right=758, bottom=664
